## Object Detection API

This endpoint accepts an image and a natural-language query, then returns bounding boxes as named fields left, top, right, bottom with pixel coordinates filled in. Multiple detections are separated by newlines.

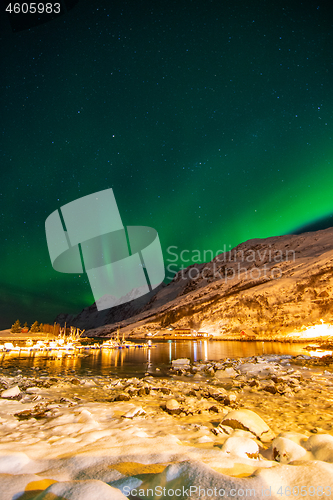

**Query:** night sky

left=0, top=0, right=332, bottom=329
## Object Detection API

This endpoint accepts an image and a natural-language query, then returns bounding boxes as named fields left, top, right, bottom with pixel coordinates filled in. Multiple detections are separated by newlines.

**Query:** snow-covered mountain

left=55, top=227, right=333, bottom=337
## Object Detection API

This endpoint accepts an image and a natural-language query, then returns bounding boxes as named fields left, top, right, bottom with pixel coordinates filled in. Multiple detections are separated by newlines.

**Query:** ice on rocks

left=221, top=436, right=259, bottom=459
left=304, top=434, right=333, bottom=462
left=197, top=435, right=213, bottom=443
left=165, top=398, right=181, bottom=415
left=277, top=431, right=309, bottom=446
left=220, top=409, right=275, bottom=442
left=215, top=367, right=238, bottom=379
left=122, top=406, right=146, bottom=418
left=26, top=387, right=42, bottom=393
left=1, top=386, right=20, bottom=398
left=238, top=362, right=280, bottom=377
left=172, top=358, right=191, bottom=368
left=270, top=436, right=308, bottom=463
left=77, top=409, right=97, bottom=424
left=1, top=357, right=333, bottom=499
left=254, top=460, right=333, bottom=498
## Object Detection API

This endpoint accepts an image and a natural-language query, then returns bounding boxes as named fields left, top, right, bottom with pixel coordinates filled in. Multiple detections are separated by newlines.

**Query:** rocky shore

left=0, top=354, right=333, bottom=498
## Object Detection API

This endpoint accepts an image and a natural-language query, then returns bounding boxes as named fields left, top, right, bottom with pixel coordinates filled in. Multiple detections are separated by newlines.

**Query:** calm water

left=0, top=340, right=313, bottom=377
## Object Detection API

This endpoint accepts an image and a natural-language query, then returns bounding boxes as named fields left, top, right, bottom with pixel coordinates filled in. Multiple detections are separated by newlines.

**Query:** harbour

left=0, top=338, right=318, bottom=378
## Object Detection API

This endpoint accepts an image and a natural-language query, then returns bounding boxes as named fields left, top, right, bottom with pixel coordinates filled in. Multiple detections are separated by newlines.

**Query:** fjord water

left=0, top=340, right=313, bottom=377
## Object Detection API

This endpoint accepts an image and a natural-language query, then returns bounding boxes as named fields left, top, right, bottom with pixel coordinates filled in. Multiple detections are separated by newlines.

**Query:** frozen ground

left=1, top=354, right=333, bottom=499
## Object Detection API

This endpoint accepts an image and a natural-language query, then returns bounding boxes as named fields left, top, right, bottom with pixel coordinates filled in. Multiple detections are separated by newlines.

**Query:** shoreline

left=0, top=353, right=333, bottom=498
left=2, top=327, right=333, bottom=344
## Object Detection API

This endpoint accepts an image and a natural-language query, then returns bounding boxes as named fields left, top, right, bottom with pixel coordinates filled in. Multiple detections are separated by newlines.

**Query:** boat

left=100, top=340, right=118, bottom=349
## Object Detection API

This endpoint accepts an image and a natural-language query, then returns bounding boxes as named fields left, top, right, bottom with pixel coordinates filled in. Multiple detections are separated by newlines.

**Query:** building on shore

left=145, top=328, right=209, bottom=339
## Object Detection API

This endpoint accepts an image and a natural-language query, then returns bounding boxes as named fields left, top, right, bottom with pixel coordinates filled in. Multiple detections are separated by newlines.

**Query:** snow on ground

left=0, top=355, right=333, bottom=498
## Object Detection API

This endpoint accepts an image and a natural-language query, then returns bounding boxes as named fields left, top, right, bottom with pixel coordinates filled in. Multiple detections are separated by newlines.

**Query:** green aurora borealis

left=0, top=0, right=333, bottom=328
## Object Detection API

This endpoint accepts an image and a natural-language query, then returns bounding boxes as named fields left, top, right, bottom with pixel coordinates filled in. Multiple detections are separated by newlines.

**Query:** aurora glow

left=0, top=0, right=332, bottom=328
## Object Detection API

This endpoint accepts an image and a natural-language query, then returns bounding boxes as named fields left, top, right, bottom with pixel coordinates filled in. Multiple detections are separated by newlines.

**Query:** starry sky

left=0, top=0, right=332, bottom=329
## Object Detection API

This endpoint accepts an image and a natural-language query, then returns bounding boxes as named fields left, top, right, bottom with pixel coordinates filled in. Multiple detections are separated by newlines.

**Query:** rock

left=221, top=436, right=259, bottom=459
left=77, top=409, right=97, bottom=424
left=14, top=403, right=50, bottom=420
left=26, top=387, right=42, bottom=394
left=172, top=358, right=190, bottom=369
left=126, top=388, right=138, bottom=397
left=137, top=386, right=150, bottom=396
left=262, top=384, right=277, bottom=394
left=114, top=393, right=131, bottom=401
left=238, top=362, right=278, bottom=378
left=122, top=407, right=146, bottom=418
left=159, top=387, right=172, bottom=395
left=1, top=386, right=20, bottom=398
left=70, top=378, right=81, bottom=385
left=277, top=431, right=308, bottom=446
left=304, top=434, right=333, bottom=462
left=276, top=384, right=294, bottom=397
left=83, top=379, right=97, bottom=387
left=212, top=424, right=234, bottom=436
left=215, top=367, right=238, bottom=379
left=208, top=388, right=227, bottom=401
left=271, top=437, right=307, bottom=463
left=220, top=409, right=275, bottom=442
left=126, top=377, right=140, bottom=385
left=197, top=435, right=213, bottom=443
left=60, top=397, right=77, bottom=405
left=165, top=399, right=181, bottom=415
left=223, top=393, right=237, bottom=406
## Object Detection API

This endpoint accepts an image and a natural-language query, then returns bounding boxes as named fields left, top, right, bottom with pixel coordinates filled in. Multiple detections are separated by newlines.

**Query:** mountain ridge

left=55, top=227, right=333, bottom=337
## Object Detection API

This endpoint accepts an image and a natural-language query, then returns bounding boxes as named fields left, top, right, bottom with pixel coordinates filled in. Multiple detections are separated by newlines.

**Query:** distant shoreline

left=1, top=327, right=331, bottom=346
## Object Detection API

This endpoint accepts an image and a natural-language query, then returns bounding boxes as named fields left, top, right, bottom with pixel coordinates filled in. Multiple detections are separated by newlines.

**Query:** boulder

left=26, top=387, right=42, bottom=394
left=304, top=434, right=333, bottom=462
left=238, top=362, right=278, bottom=378
left=223, top=393, right=237, bottom=406
left=208, top=388, right=227, bottom=401
left=159, top=387, right=172, bottom=395
left=220, top=409, right=275, bottom=442
left=165, top=399, right=181, bottom=415
left=197, top=435, right=213, bottom=443
left=1, top=386, right=20, bottom=398
left=215, top=368, right=238, bottom=379
left=271, top=436, right=307, bottom=463
left=114, top=393, right=131, bottom=401
left=122, top=407, right=146, bottom=418
left=221, top=436, right=259, bottom=459
left=172, top=358, right=191, bottom=369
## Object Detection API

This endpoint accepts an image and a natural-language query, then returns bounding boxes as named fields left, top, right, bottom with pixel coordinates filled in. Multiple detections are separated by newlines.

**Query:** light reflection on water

left=0, top=340, right=314, bottom=377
